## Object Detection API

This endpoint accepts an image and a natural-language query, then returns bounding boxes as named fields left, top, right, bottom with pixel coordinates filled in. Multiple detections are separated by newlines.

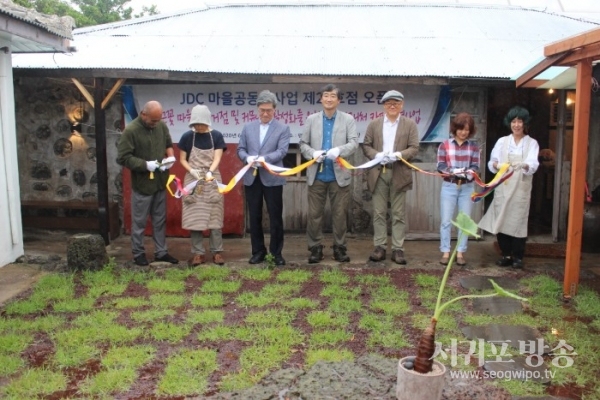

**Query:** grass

left=1, top=264, right=599, bottom=399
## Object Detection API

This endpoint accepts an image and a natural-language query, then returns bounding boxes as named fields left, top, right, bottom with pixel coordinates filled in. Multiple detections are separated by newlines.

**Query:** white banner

left=130, top=84, right=451, bottom=143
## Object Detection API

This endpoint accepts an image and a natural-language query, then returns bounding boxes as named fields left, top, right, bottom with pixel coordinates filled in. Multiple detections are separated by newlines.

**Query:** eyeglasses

left=258, top=108, right=274, bottom=114
left=384, top=101, right=402, bottom=108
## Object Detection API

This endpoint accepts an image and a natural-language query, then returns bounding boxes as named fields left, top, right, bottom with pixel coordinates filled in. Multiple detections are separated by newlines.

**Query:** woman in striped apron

left=178, top=105, right=227, bottom=266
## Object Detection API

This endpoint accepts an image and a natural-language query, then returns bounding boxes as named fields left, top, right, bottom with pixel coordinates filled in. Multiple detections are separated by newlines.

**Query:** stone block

left=67, top=233, right=108, bottom=271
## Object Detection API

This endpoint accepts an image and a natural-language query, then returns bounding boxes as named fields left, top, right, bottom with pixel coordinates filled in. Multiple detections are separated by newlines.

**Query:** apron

left=181, top=132, right=223, bottom=231
left=478, top=135, right=533, bottom=238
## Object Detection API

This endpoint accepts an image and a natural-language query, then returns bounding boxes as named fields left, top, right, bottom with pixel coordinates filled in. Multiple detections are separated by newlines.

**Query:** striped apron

left=181, top=132, right=223, bottom=231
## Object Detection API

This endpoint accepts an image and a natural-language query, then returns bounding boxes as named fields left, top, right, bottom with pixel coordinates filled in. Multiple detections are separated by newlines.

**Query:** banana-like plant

left=413, top=212, right=528, bottom=374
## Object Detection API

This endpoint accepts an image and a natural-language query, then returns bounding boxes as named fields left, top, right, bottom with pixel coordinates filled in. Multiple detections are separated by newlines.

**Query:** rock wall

left=14, top=77, right=123, bottom=205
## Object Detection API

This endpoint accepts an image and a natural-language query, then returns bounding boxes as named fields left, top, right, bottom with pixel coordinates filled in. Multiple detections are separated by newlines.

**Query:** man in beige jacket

left=362, top=90, right=420, bottom=264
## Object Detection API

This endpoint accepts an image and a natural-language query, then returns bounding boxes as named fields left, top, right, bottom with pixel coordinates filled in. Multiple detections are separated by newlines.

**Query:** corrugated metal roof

left=11, top=3, right=599, bottom=79
left=0, top=0, right=73, bottom=39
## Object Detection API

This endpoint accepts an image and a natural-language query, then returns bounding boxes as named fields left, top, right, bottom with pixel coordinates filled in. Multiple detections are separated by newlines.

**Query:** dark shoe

left=134, top=254, right=149, bottom=266
left=274, top=255, right=286, bottom=266
left=155, top=253, right=179, bottom=264
left=512, top=259, right=523, bottom=269
left=391, top=249, right=406, bottom=265
left=249, top=251, right=266, bottom=264
left=369, top=246, right=386, bottom=261
left=496, top=257, right=512, bottom=267
left=188, top=254, right=205, bottom=267
left=213, top=253, right=225, bottom=265
left=440, top=255, right=449, bottom=265
left=333, top=245, right=350, bottom=262
left=456, top=255, right=467, bottom=266
left=308, top=245, right=324, bottom=264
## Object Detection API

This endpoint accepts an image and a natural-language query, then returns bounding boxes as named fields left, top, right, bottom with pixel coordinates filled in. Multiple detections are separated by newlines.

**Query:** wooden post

left=564, top=59, right=592, bottom=298
left=94, top=78, right=110, bottom=245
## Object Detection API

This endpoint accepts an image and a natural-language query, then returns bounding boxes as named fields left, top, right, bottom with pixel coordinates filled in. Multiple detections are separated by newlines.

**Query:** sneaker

left=496, top=257, right=512, bottom=267
left=134, top=254, right=149, bottom=266
left=512, top=258, right=523, bottom=269
left=391, top=249, right=406, bottom=265
left=213, top=253, right=225, bottom=265
left=369, top=246, right=386, bottom=261
left=188, top=254, right=205, bottom=267
left=155, top=253, right=179, bottom=264
left=308, top=245, right=324, bottom=264
left=333, top=245, right=350, bottom=262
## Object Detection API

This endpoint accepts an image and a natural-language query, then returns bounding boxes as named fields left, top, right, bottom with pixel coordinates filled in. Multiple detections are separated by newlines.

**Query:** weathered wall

left=15, top=77, right=123, bottom=205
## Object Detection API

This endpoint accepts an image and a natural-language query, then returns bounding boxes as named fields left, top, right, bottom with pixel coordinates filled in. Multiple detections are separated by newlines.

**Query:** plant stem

left=436, top=293, right=499, bottom=318
left=433, top=231, right=464, bottom=321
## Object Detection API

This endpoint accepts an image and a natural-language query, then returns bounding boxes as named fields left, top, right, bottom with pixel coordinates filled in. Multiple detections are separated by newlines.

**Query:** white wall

left=0, top=41, right=24, bottom=267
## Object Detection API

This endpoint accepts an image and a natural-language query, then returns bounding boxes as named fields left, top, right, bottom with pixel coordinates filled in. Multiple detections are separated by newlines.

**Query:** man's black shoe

left=496, top=257, right=512, bottom=267
left=308, top=245, right=324, bottom=264
left=155, top=253, right=179, bottom=264
left=249, top=251, right=266, bottom=264
left=512, top=259, right=524, bottom=269
left=134, top=254, right=149, bottom=266
left=333, top=245, right=350, bottom=262
left=274, top=255, right=286, bottom=266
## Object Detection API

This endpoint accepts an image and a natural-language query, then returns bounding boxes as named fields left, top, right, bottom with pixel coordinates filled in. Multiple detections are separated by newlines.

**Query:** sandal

left=440, top=255, right=449, bottom=265
left=456, top=256, right=467, bottom=266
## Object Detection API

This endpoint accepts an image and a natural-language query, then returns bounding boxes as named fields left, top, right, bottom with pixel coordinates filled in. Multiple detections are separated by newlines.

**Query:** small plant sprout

left=413, top=212, right=528, bottom=374
left=264, top=253, right=276, bottom=270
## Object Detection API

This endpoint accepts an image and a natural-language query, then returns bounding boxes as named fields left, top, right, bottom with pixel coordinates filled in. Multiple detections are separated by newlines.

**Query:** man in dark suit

left=237, top=90, right=291, bottom=266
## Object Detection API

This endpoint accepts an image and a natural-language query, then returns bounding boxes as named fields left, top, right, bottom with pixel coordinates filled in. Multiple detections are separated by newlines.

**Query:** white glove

left=205, top=171, right=213, bottom=181
left=246, top=155, right=257, bottom=165
left=146, top=160, right=159, bottom=172
left=189, top=169, right=202, bottom=180
left=452, top=168, right=466, bottom=178
left=313, top=150, right=326, bottom=163
left=393, top=151, right=402, bottom=160
left=326, top=147, right=340, bottom=160
left=375, top=152, right=385, bottom=160
left=159, top=156, right=176, bottom=171
left=381, top=154, right=392, bottom=165
left=515, top=162, right=529, bottom=171
left=256, top=156, right=265, bottom=167
left=465, top=169, right=475, bottom=181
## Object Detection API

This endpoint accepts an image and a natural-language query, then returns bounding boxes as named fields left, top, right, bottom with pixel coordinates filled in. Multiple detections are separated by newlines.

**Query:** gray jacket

left=299, top=110, right=358, bottom=187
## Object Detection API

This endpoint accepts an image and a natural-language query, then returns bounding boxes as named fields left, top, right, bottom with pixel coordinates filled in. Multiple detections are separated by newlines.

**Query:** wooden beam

left=545, top=27, right=600, bottom=58
left=555, top=41, right=600, bottom=66
left=564, top=59, right=592, bottom=299
left=515, top=53, right=567, bottom=88
left=101, top=78, right=126, bottom=110
left=94, top=78, right=110, bottom=245
left=71, top=78, right=94, bottom=107
left=520, top=79, right=548, bottom=88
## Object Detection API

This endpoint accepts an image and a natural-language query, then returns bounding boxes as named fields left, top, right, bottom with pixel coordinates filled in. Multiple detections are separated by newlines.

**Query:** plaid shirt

left=437, top=138, right=480, bottom=174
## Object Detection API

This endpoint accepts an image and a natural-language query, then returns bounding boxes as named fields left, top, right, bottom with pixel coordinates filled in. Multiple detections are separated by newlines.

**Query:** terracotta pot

left=396, top=356, right=446, bottom=400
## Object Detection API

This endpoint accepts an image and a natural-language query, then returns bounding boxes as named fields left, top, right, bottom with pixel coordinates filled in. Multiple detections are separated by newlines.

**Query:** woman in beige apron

left=479, top=106, right=539, bottom=269
left=178, top=105, right=226, bottom=266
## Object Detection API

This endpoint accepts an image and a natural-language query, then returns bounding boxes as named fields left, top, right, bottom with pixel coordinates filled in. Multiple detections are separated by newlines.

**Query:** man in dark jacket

left=117, top=100, right=179, bottom=266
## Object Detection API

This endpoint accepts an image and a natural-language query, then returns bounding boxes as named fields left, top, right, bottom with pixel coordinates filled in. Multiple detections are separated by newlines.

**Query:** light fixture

left=71, top=122, right=82, bottom=137
left=548, top=88, right=554, bottom=94
left=566, top=98, right=574, bottom=106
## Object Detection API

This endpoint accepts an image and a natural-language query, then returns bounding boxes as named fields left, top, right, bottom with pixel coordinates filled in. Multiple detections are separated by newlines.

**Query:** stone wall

left=15, top=77, right=123, bottom=205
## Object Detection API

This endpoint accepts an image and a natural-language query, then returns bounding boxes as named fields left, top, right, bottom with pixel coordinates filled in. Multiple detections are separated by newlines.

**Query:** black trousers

left=244, top=177, right=284, bottom=257
left=497, top=232, right=526, bottom=260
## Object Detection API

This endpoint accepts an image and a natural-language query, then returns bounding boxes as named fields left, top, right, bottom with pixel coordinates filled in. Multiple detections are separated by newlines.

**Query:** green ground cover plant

left=0, top=257, right=599, bottom=399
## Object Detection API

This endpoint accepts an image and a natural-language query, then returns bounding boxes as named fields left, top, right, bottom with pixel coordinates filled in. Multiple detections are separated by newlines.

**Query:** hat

left=188, top=105, right=212, bottom=127
left=381, top=90, right=404, bottom=103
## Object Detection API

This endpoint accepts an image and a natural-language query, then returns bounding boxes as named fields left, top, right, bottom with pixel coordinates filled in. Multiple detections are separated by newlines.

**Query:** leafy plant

left=413, top=212, right=528, bottom=373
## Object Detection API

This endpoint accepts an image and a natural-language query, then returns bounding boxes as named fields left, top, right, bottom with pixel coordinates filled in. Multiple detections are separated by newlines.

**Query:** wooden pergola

left=516, top=27, right=600, bottom=298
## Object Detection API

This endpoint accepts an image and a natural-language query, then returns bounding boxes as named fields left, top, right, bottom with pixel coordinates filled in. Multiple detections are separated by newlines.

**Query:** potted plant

left=396, top=212, right=527, bottom=400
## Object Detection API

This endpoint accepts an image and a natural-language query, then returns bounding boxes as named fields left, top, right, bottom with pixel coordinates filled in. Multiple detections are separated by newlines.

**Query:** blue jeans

left=440, top=181, right=474, bottom=253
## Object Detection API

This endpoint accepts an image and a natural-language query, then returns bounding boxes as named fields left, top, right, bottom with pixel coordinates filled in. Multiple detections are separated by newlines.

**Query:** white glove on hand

left=393, top=151, right=403, bottom=160
left=515, top=162, right=529, bottom=171
left=313, top=150, right=326, bottom=163
left=205, top=171, right=213, bottom=181
left=381, top=153, right=392, bottom=165
left=326, top=147, right=340, bottom=160
left=375, top=152, right=385, bottom=160
left=246, top=155, right=257, bottom=165
left=159, top=156, right=176, bottom=171
left=189, top=169, right=202, bottom=180
left=256, top=156, right=265, bottom=166
left=452, top=167, right=466, bottom=178
left=465, top=169, right=475, bottom=181
left=146, top=160, right=159, bottom=172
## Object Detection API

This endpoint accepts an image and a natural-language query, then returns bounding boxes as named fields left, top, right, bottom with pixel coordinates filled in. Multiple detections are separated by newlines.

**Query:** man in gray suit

left=362, top=90, right=420, bottom=265
left=237, top=90, right=291, bottom=266
left=300, top=84, right=358, bottom=263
